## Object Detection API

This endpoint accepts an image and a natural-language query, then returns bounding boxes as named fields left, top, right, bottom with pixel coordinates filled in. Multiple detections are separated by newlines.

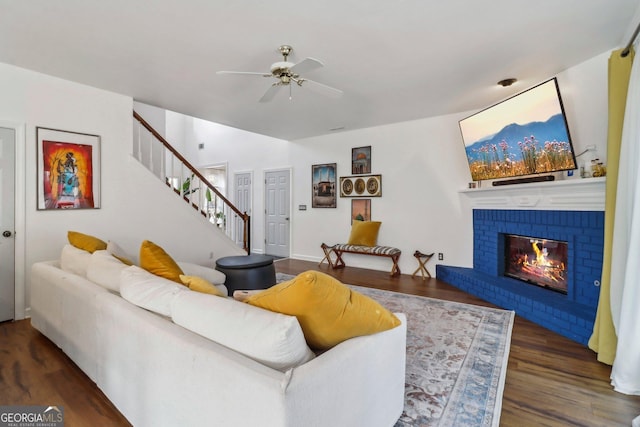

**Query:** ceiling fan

left=216, top=45, right=343, bottom=102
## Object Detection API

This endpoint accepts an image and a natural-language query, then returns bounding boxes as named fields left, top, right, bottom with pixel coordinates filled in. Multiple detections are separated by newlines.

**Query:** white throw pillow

left=86, top=250, right=128, bottom=293
left=177, top=261, right=226, bottom=285
left=120, top=265, right=188, bottom=317
left=171, top=291, right=315, bottom=371
left=60, top=244, right=92, bottom=277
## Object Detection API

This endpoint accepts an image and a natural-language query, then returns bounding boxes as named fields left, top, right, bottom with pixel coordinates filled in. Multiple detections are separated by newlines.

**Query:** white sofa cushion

left=177, top=261, right=226, bottom=285
left=60, top=244, right=92, bottom=277
left=171, top=291, right=315, bottom=371
left=86, top=250, right=128, bottom=293
left=120, top=265, right=188, bottom=317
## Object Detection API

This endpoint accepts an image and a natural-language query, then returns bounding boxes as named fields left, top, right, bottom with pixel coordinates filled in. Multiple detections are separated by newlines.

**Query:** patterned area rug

left=276, top=273, right=515, bottom=427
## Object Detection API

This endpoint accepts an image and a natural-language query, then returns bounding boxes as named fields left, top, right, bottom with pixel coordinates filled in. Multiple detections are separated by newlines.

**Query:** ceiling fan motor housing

left=270, top=61, right=297, bottom=83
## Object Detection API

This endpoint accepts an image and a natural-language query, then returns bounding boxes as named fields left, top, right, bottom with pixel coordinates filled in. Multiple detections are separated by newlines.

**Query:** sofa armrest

left=31, top=261, right=109, bottom=382
left=285, top=313, right=407, bottom=427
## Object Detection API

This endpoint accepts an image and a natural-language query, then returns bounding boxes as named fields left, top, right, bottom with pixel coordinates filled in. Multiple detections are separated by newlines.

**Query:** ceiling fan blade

left=259, top=83, right=282, bottom=103
left=300, top=79, right=343, bottom=98
left=289, top=57, right=324, bottom=75
left=216, top=71, right=271, bottom=77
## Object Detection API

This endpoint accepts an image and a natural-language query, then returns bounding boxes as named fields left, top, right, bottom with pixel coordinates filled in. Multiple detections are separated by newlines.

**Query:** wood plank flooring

left=1, top=259, right=638, bottom=426
left=276, top=260, right=640, bottom=426
left=0, top=317, right=131, bottom=426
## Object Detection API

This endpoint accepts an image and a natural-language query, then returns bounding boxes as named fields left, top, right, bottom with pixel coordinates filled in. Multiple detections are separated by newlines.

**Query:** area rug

left=276, top=273, right=515, bottom=427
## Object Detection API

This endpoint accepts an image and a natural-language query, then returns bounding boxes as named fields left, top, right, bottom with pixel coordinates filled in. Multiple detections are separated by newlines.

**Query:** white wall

left=290, top=113, right=474, bottom=272
left=0, top=63, right=244, bottom=316
left=167, top=112, right=292, bottom=254
left=174, top=50, right=611, bottom=275
left=133, top=101, right=166, bottom=139
left=556, top=51, right=610, bottom=165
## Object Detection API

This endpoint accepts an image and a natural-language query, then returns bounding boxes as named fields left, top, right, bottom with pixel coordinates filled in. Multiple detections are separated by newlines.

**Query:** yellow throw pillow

left=347, top=220, right=382, bottom=247
left=180, top=275, right=226, bottom=297
left=68, top=231, right=107, bottom=253
left=139, top=240, right=184, bottom=283
left=246, top=270, right=400, bottom=351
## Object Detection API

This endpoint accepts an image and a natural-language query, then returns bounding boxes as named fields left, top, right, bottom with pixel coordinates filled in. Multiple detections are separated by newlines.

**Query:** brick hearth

left=439, top=179, right=606, bottom=345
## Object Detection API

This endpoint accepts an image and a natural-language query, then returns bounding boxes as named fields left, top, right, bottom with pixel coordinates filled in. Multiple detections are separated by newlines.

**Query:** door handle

left=2, top=230, right=12, bottom=238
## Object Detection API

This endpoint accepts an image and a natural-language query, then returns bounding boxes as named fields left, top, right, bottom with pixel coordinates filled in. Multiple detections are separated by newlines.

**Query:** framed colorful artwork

left=36, top=127, right=101, bottom=210
left=312, top=163, right=337, bottom=208
left=352, top=146, right=371, bottom=174
left=351, top=199, right=371, bottom=223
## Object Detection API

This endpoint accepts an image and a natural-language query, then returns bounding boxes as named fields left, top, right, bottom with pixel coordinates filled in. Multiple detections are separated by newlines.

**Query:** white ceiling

left=1, top=0, right=638, bottom=140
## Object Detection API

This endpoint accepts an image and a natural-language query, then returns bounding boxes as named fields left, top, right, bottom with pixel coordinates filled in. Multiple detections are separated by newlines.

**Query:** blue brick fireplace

left=437, top=208, right=604, bottom=345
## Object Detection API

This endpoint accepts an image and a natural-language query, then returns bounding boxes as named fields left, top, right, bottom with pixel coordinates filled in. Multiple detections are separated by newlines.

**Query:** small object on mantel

left=412, top=250, right=434, bottom=280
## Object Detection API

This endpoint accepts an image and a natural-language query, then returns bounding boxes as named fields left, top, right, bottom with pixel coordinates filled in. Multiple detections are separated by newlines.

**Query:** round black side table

left=215, top=254, right=277, bottom=296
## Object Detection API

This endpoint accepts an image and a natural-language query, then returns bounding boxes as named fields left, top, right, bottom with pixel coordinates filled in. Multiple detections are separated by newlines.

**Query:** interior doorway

left=264, top=169, right=290, bottom=258
left=199, top=163, right=228, bottom=225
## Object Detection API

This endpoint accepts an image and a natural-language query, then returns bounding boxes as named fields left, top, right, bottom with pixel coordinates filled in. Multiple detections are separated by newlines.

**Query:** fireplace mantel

left=459, top=177, right=606, bottom=211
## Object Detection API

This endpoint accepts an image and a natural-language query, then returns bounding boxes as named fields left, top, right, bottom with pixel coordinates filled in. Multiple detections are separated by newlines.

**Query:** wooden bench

left=320, top=243, right=401, bottom=277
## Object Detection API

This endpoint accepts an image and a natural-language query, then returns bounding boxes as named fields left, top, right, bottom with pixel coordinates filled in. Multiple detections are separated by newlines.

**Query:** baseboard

left=290, top=253, right=322, bottom=263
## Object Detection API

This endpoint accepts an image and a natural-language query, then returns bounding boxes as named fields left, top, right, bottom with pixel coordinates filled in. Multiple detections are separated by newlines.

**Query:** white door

left=234, top=172, right=252, bottom=248
left=264, top=170, right=290, bottom=257
left=0, top=127, right=15, bottom=322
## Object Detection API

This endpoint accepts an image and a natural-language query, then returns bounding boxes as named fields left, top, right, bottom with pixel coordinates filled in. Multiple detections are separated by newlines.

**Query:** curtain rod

left=621, top=21, right=640, bottom=57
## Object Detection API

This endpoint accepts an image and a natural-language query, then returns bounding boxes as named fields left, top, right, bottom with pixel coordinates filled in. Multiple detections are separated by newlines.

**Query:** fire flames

left=516, top=240, right=566, bottom=284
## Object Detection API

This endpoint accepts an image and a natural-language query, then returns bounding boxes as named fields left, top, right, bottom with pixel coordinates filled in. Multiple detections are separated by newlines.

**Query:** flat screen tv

left=459, top=78, right=577, bottom=182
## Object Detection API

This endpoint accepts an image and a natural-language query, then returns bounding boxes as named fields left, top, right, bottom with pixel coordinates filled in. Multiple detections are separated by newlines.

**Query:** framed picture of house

left=352, top=146, right=371, bottom=174
left=339, top=174, right=382, bottom=197
left=36, top=127, right=101, bottom=210
left=312, top=163, right=337, bottom=208
left=351, top=199, right=371, bottom=223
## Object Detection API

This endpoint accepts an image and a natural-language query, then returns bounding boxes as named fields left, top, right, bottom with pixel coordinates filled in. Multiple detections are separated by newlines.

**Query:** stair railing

left=132, top=110, right=250, bottom=252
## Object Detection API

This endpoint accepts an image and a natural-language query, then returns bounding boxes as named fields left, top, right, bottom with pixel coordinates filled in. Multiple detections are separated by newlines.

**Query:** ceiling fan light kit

left=217, top=45, right=343, bottom=102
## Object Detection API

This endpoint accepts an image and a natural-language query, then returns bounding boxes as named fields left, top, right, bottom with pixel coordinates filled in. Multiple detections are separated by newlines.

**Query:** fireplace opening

left=503, top=234, right=568, bottom=294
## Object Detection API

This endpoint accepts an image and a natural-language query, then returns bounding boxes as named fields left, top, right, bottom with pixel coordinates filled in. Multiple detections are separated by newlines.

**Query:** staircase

left=132, top=111, right=250, bottom=252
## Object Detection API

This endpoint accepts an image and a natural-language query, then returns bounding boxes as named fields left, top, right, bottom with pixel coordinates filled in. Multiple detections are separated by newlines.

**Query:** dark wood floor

left=2, top=259, right=639, bottom=426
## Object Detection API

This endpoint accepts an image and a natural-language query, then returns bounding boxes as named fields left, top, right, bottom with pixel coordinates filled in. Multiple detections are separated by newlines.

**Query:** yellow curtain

left=588, top=47, right=635, bottom=365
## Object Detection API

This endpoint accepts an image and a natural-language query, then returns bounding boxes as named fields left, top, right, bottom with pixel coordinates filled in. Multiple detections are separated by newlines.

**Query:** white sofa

left=30, top=252, right=407, bottom=427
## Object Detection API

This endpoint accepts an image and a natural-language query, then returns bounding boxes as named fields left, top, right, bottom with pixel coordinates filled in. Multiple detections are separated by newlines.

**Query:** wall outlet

left=586, top=144, right=596, bottom=151
left=438, top=253, right=444, bottom=261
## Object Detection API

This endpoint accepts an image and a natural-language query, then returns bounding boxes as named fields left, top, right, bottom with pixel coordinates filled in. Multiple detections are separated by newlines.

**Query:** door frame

left=263, top=167, right=292, bottom=257
left=1, top=121, right=26, bottom=320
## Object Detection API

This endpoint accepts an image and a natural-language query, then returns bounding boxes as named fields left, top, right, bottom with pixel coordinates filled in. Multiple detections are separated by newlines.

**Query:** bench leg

left=333, top=250, right=346, bottom=269
left=390, top=255, right=401, bottom=277
left=319, top=243, right=335, bottom=267
left=412, top=264, right=431, bottom=280
left=411, top=253, right=433, bottom=280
